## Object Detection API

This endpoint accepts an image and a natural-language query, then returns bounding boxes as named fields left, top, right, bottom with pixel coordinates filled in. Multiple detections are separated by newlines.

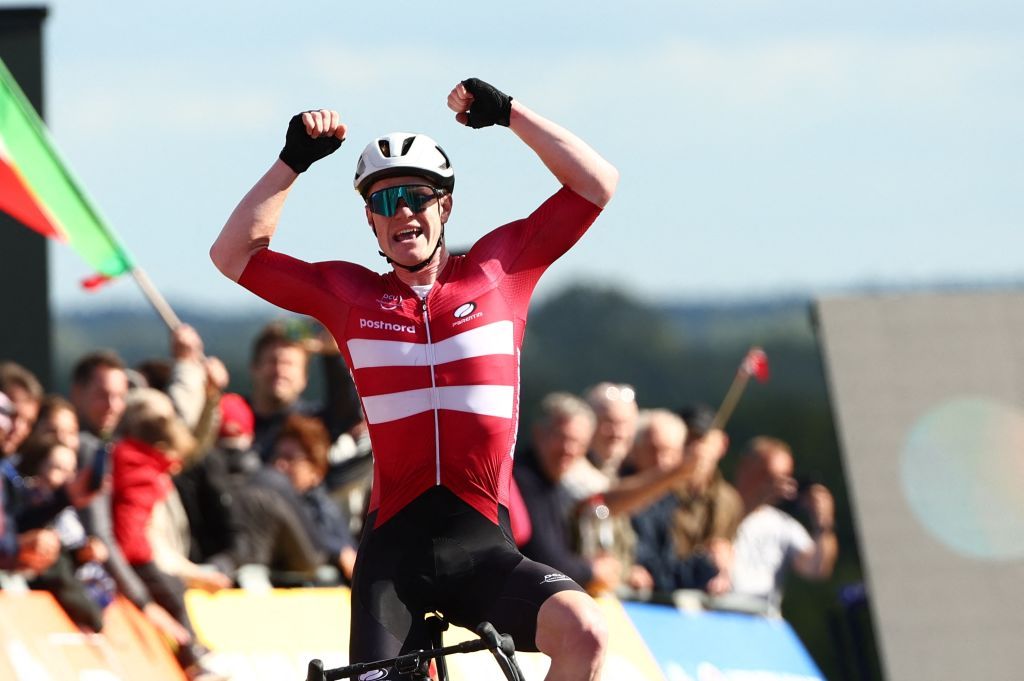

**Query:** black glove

left=461, top=78, right=512, bottom=128
left=279, top=112, right=343, bottom=173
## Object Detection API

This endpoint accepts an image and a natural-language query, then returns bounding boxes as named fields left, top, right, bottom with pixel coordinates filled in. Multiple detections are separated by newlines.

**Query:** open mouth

left=393, top=228, right=423, bottom=243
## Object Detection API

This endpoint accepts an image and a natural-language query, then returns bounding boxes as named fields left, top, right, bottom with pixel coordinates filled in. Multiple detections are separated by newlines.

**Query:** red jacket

left=111, top=438, right=174, bottom=565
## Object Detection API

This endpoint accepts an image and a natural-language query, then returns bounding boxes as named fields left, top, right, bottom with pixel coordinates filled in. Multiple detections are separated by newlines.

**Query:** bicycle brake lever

left=306, top=658, right=327, bottom=681
left=475, top=622, right=525, bottom=681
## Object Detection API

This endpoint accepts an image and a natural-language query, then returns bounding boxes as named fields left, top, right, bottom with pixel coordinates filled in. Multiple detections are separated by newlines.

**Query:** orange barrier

left=1, top=587, right=666, bottom=680
left=0, top=592, right=185, bottom=680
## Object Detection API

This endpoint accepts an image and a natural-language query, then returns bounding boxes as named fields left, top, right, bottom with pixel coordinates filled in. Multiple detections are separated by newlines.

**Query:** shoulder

left=244, top=249, right=385, bottom=295
left=712, top=477, right=744, bottom=509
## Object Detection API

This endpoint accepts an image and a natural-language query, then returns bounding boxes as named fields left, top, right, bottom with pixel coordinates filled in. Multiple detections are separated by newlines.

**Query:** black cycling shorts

left=349, top=486, right=584, bottom=676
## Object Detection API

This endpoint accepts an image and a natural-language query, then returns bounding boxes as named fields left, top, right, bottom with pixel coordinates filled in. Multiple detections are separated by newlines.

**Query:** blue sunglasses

left=368, top=184, right=443, bottom=217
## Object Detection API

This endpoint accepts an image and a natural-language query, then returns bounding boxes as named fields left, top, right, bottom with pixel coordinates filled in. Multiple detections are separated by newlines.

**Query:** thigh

left=469, top=554, right=586, bottom=653
left=349, top=524, right=433, bottom=678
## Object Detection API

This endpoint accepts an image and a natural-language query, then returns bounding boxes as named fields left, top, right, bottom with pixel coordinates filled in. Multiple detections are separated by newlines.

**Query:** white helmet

left=353, top=132, right=455, bottom=198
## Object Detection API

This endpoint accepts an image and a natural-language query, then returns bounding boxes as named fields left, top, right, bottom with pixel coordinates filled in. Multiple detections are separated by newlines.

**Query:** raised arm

left=600, top=456, right=698, bottom=517
left=210, top=110, right=347, bottom=281
left=791, top=484, right=838, bottom=580
left=447, top=79, right=619, bottom=208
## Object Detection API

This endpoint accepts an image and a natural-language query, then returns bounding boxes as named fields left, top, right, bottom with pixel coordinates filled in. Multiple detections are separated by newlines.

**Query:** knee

left=536, top=592, right=608, bottom=663
left=572, top=604, right=608, bottom=662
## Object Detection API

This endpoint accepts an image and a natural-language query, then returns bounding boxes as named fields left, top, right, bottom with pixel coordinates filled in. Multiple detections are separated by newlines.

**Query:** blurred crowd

left=0, top=319, right=837, bottom=680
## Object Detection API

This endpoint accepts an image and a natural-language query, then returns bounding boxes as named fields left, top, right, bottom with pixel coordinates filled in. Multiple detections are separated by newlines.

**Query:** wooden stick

left=130, top=266, right=181, bottom=331
left=711, top=369, right=750, bottom=431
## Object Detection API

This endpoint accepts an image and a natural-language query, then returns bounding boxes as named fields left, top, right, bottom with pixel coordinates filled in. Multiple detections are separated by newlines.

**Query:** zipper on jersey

left=421, top=295, right=442, bottom=485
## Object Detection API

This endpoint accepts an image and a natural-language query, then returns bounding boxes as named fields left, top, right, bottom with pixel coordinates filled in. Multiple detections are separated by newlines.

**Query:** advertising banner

left=622, top=601, right=824, bottom=681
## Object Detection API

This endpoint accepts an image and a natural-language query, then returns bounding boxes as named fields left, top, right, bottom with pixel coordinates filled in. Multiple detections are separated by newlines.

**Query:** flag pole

left=711, top=370, right=750, bottom=431
left=130, top=267, right=181, bottom=331
left=711, top=346, right=769, bottom=430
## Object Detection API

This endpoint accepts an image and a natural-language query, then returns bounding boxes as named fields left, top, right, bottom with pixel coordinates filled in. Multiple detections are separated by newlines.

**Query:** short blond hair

left=119, top=388, right=196, bottom=456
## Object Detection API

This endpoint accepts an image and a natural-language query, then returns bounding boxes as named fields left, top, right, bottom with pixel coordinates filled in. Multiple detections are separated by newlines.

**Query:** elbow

left=209, top=238, right=238, bottom=282
left=209, top=234, right=265, bottom=283
left=593, top=164, right=620, bottom=208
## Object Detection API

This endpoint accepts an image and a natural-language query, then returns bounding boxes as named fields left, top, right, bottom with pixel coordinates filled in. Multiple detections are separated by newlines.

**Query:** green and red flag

left=0, top=57, right=133, bottom=288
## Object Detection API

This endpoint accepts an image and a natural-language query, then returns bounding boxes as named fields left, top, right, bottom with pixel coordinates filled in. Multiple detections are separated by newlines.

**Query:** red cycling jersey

left=239, top=186, right=601, bottom=528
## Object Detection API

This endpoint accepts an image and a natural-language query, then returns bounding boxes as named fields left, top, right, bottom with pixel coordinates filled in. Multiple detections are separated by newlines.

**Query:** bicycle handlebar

left=306, top=621, right=524, bottom=681
left=474, top=622, right=523, bottom=681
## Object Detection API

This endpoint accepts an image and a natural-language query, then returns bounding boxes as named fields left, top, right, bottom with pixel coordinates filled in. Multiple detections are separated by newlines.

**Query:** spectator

left=110, top=387, right=226, bottom=680
left=176, top=393, right=324, bottom=578
left=2, top=368, right=98, bottom=576
left=515, top=392, right=621, bottom=594
left=585, top=382, right=640, bottom=478
left=28, top=395, right=81, bottom=453
left=0, top=361, right=44, bottom=456
left=165, top=324, right=231, bottom=457
left=628, top=409, right=710, bottom=596
left=670, top=404, right=744, bottom=595
left=246, top=322, right=361, bottom=463
left=270, top=413, right=357, bottom=582
left=69, top=351, right=190, bottom=644
left=0, top=391, right=16, bottom=567
left=148, top=482, right=233, bottom=594
left=562, top=382, right=651, bottom=593
left=730, top=436, right=838, bottom=614
left=17, top=435, right=114, bottom=631
left=1, top=390, right=60, bottom=575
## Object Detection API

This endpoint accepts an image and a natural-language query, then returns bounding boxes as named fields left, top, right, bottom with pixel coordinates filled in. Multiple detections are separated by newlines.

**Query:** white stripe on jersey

left=347, top=320, right=514, bottom=370
left=362, top=384, right=515, bottom=424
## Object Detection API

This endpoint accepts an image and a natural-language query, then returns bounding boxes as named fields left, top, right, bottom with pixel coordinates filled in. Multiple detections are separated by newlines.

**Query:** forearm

left=811, top=530, right=838, bottom=577
left=167, top=360, right=206, bottom=429
left=602, top=459, right=696, bottom=516
left=796, top=530, right=838, bottom=579
left=508, top=100, right=618, bottom=208
left=81, top=497, right=152, bottom=607
left=321, top=354, right=362, bottom=437
left=210, top=160, right=298, bottom=281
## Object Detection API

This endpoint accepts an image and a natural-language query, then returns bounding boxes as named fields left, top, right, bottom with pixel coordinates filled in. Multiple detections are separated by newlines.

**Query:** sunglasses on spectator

left=367, top=184, right=443, bottom=218
left=600, top=383, right=636, bottom=403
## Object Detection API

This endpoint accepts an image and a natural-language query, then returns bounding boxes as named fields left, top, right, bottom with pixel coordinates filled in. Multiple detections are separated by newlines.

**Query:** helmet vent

left=400, top=136, right=415, bottom=156
left=436, top=145, right=452, bottom=170
left=378, top=139, right=391, bottom=157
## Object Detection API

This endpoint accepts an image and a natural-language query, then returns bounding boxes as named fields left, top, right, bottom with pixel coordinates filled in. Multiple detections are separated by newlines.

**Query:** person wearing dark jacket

left=514, top=392, right=621, bottom=595
left=270, top=413, right=356, bottom=581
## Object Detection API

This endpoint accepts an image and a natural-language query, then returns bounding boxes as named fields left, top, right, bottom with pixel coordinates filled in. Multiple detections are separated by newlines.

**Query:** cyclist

left=211, top=78, right=618, bottom=681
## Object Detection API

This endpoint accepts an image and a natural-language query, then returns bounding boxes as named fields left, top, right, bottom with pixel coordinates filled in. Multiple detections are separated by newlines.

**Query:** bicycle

left=305, top=615, right=526, bottom=681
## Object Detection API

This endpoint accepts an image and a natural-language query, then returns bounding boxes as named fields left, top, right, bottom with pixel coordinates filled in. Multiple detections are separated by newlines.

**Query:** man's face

left=591, top=399, right=639, bottom=466
left=763, top=449, right=797, bottom=504
left=251, top=343, right=308, bottom=411
left=2, top=385, right=39, bottom=455
left=365, top=175, right=450, bottom=269
left=534, top=414, right=594, bottom=483
left=633, top=419, right=684, bottom=472
left=71, top=366, right=128, bottom=437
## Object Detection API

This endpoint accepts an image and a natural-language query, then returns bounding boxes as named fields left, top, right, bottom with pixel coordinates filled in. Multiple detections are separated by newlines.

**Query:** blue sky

left=4, top=1, right=1023, bottom=312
